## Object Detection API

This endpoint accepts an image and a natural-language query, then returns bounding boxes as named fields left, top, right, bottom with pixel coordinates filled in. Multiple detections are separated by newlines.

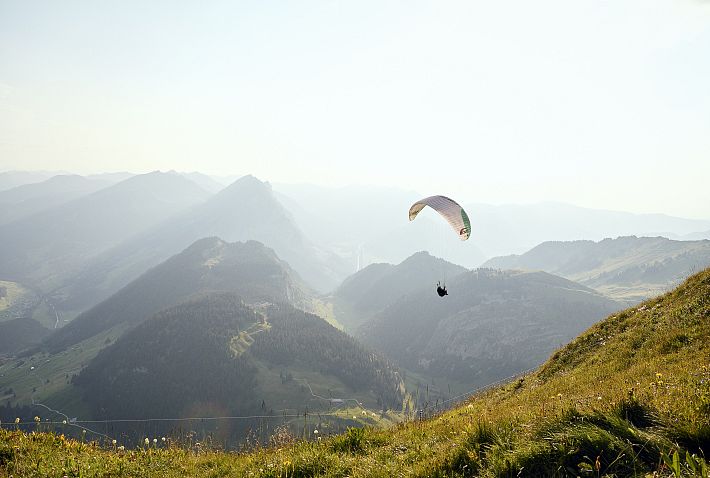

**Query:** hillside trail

left=228, top=305, right=271, bottom=356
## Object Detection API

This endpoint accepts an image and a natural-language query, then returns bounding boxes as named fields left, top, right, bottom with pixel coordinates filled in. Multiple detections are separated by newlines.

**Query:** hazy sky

left=1, top=0, right=709, bottom=218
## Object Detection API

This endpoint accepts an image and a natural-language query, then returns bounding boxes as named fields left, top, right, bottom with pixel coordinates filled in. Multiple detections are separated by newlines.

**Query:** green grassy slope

left=0, top=324, right=131, bottom=417
left=1, top=268, right=708, bottom=477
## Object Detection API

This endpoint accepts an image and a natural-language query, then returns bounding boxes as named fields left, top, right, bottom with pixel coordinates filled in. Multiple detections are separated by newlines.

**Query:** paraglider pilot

left=436, top=281, right=448, bottom=297
left=408, top=195, right=470, bottom=300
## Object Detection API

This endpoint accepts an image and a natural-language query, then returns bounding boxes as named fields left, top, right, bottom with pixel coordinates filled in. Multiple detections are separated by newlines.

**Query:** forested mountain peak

left=43, top=237, right=311, bottom=353
left=397, top=250, right=467, bottom=272
left=73, top=292, right=405, bottom=441
left=330, top=251, right=468, bottom=330
left=359, top=267, right=621, bottom=385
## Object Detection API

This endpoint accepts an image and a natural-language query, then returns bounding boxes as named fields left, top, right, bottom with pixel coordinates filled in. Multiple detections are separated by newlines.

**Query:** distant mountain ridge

left=483, top=235, right=710, bottom=302
left=463, top=202, right=710, bottom=258
left=680, top=229, right=710, bottom=241
left=0, top=175, right=112, bottom=225
left=272, top=183, right=710, bottom=267
left=0, top=171, right=211, bottom=293
left=273, top=183, right=488, bottom=269
left=52, top=175, right=349, bottom=317
left=178, top=171, right=225, bottom=194
left=0, top=171, right=68, bottom=191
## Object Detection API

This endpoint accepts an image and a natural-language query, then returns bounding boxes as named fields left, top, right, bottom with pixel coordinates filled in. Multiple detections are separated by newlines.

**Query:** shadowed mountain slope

left=74, top=294, right=404, bottom=425
left=359, top=268, right=621, bottom=385
left=0, top=318, right=50, bottom=356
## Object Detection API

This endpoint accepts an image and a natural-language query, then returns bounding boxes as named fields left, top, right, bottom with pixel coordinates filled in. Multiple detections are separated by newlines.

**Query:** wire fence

left=1, top=367, right=538, bottom=448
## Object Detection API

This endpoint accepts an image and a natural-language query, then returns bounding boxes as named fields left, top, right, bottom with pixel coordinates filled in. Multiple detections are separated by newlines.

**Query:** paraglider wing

left=408, top=195, right=471, bottom=241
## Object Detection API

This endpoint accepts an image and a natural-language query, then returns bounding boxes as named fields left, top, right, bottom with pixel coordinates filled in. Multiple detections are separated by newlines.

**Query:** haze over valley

left=1, top=169, right=709, bottom=449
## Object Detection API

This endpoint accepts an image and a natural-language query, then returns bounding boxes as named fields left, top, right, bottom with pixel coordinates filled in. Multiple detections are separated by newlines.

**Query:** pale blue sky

left=1, top=0, right=709, bottom=218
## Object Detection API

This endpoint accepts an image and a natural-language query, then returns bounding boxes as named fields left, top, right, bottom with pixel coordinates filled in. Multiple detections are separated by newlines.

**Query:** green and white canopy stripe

left=408, top=195, right=471, bottom=241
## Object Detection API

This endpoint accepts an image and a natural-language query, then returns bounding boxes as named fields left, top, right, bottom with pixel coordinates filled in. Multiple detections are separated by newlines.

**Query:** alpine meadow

left=1, top=1, right=709, bottom=477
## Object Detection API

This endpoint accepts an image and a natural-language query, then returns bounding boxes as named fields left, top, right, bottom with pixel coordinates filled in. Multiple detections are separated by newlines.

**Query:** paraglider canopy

left=408, top=195, right=471, bottom=241
left=409, top=195, right=471, bottom=298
